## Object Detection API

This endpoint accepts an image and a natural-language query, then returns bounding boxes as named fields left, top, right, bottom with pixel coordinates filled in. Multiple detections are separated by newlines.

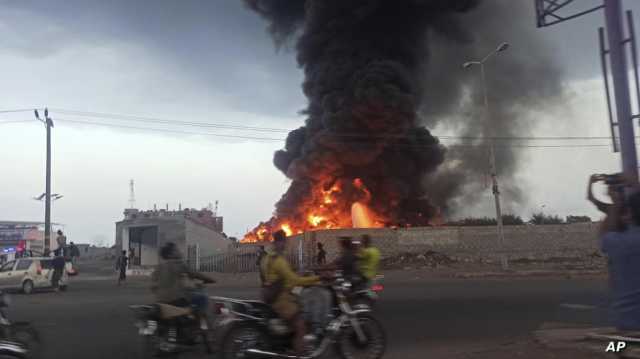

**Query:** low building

left=0, top=221, right=66, bottom=256
left=72, top=244, right=116, bottom=260
left=115, top=207, right=229, bottom=267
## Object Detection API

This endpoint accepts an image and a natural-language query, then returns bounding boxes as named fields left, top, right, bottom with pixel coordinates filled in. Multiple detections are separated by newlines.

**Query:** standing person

left=128, top=248, right=136, bottom=267
left=256, top=245, right=267, bottom=285
left=51, top=255, right=66, bottom=292
left=69, top=242, right=80, bottom=265
left=358, top=234, right=381, bottom=284
left=262, top=230, right=320, bottom=356
left=116, top=250, right=128, bottom=285
left=316, top=243, right=326, bottom=265
left=55, top=230, right=67, bottom=257
left=600, top=173, right=640, bottom=330
left=588, top=174, right=617, bottom=214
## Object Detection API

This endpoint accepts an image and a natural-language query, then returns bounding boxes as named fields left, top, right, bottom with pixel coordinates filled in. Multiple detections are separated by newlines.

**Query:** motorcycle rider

left=321, top=236, right=365, bottom=287
left=358, top=234, right=380, bottom=285
left=151, top=242, right=216, bottom=315
left=262, top=230, right=320, bottom=356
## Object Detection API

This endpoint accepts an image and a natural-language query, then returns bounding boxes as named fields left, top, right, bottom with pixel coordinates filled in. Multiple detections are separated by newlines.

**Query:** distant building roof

left=119, top=207, right=223, bottom=233
left=0, top=221, right=62, bottom=227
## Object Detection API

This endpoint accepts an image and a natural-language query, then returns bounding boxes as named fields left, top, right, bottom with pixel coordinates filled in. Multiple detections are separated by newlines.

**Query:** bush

left=529, top=212, right=564, bottom=225
left=449, top=214, right=524, bottom=226
left=566, top=215, right=592, bottom=223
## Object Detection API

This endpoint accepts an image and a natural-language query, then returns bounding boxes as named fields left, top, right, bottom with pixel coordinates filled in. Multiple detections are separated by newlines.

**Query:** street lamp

left=34, top=108, right=54, bottom=252
left=33, top=193, right=63, bottom=202
left=463, top=42, right=510, bottom=270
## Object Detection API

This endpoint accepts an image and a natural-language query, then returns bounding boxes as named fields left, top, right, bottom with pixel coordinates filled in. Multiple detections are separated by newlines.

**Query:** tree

left=566, top=215, right=592, bottom=224
left=502, top=214, right=525, bottom=225
left=449, top=214, right=524, bottom=226
left=529, top=212, right=564, bottom=225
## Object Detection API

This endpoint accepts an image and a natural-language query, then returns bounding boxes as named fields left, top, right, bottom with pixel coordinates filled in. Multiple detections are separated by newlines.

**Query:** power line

left=52, top=108, right=289, bottom=133
left=0, top=107, right=627, bottom=146
left=50, top=107, right=628, bottom=142
left=53, top=117, right=618, bottom=149
left=0, top=120, right=33, bottom=125
left=55, top=118, right=284, bottom=142
left=0, top=109, right=34, bottom=114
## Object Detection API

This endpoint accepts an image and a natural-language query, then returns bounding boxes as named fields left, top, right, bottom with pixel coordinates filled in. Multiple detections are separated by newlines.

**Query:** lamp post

left=463, top=42, right=510, bottom=270
left=34, top=109, right=54, bottom=252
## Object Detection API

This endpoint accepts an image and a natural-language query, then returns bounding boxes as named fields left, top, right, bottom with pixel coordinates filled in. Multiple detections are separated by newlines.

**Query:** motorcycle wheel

left=336, top=314, right=386, bottom=359
left=200, top=328, right=213, bottom=354
left=137, top=335, right=157, bottom=359
left=10, top=323, right=41, bottom=359
left=220, top=324, right=268, bottom=359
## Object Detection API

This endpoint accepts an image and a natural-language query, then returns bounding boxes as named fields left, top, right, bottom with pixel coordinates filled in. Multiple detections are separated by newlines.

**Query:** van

left=0, top=257, right=69, bottom=294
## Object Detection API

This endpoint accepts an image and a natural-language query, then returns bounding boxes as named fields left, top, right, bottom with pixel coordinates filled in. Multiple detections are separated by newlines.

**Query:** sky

left=0, top=0, right=639, bottom=245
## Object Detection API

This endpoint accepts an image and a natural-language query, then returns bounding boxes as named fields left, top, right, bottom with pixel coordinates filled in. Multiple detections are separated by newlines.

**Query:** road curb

left=535, top=323, right=640, bottom=358
left=455, top=269, right=605, bottom=279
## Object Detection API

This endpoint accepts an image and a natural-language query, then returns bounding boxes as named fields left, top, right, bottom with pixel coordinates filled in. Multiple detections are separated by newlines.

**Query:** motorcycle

left=214, top=275, right=386, bottom=359
left=350, top=275, right=384, bottom=310
left=0, top=292, right=42, bottom=358
left=129, top=282, right=214, bottom=358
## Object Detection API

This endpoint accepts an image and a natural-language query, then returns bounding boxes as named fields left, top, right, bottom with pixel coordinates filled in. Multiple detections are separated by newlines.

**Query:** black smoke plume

left=244, top=0, right=563, bottom=229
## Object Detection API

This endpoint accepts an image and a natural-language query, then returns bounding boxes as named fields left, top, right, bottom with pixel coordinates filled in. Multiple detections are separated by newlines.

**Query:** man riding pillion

left=319, top=236, right=366, bottom=288
left=151, top=243, right=216, bottom=318
left=262, top=230, right=320, bottom=356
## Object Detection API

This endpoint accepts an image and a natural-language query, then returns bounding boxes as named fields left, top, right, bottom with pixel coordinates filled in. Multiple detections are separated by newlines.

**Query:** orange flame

left=351, top=202, right=383, bottom=228
left=281, top=224, right=293, bottom=236
left=308, top=214, right=325, bottom=227
left=242, top=177, right=391, bottom=242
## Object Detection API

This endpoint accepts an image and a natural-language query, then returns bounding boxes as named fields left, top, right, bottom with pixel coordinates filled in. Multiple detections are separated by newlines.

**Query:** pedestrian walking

left=51, top=255, right=66, bottom=292
left=69, top=242, right=80, bottom=265
left=128, top=248, right=136, bottom=267
left=116, top=251, right=129, bottom=285
left=55, top=230, right=67, bottom=257
left=316, top=243, right=326, bottom=265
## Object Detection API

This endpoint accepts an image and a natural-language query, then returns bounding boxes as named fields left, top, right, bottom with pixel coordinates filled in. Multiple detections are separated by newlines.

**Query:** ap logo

left=605, top=341, right=627, bottom=353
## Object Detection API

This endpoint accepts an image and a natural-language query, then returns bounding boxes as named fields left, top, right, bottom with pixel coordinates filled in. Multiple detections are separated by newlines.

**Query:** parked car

left=0, top=258, right=70, bottom=294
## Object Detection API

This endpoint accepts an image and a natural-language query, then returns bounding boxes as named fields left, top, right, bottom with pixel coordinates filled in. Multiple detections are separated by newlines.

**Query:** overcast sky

left=1, top=0, right=639, bottom=245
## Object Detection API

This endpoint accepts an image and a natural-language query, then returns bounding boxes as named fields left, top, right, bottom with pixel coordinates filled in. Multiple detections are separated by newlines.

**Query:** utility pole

left=35, top=108, right=54, bottom=252
left=604, top=0, right=638, bottom=180
left=463, top=42, right=510, bottom=270
left=535, top=0, right=640, bottom=181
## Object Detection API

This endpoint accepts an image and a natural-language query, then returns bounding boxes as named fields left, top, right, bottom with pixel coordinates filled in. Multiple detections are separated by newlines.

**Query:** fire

left=242, top=177, right=393, bottom=242
left=321, top=184, right=340, bottom=204
left=281, top=224, right=293, bottom=236
left=308, top=215, right=325, bottom=227
left=351, top=202, right=375, bottom=228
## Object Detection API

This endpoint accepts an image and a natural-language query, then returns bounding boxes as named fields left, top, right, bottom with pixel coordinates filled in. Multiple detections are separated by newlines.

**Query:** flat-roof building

left=115, top=207, right=228, bottom=267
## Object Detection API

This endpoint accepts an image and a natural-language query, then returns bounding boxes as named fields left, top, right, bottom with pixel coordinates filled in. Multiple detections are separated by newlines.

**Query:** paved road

left=5, top=275, right=608, bottom=359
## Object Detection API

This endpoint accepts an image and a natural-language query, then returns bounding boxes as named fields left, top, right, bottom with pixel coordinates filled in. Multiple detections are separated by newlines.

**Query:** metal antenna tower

left=129, top=179, right=136, bottom=209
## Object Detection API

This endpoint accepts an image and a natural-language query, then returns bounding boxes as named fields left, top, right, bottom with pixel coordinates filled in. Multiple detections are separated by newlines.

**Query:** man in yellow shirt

left=262, top=230, right=320, bottom=355
left=358, top=234, right=381, bottom=283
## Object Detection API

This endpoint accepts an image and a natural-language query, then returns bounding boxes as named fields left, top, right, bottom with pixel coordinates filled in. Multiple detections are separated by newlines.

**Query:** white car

left=0, top=257, right=70, bottom=294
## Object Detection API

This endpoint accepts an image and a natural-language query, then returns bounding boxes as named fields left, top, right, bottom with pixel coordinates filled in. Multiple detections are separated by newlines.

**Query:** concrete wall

left=283, top=223, right=600, bottom=263
left=185, top=219, right=229, bottom=257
